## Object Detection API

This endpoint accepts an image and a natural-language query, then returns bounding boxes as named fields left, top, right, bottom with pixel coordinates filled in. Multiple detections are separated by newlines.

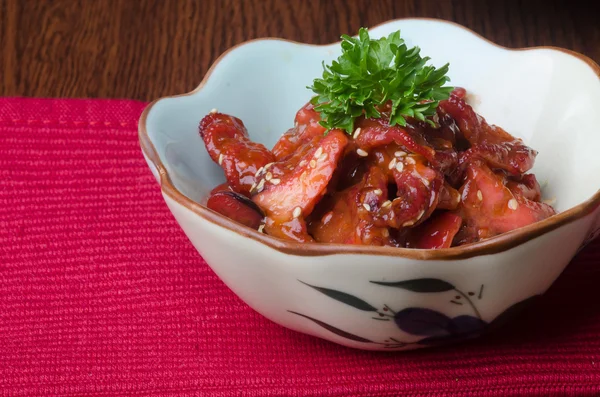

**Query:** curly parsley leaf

left=308, top=28, right=453, bottom=134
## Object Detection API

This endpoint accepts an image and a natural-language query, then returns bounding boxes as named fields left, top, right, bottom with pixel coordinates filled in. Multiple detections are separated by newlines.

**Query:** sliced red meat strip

left=438, top=182, right=461, bottom=210
left=271, top=102, right=327, bottom=161
left=252, top=129, right=349, bottom=242
left=458, top=160, right=555, bottom=241
left=207, top=190, right=265, bottom=230
left=354, top=117, right=437, bottom=165
left=506, top=174, right=543, bottom=202
left=408, top=212, right=463, bottom=249
left=199, top=113, right=275, bottom=196
left=439, top=91, right=537, bottom=175
left=309, top=166, right=392, bottom=246
left=375, top=154, right=444, bottom=229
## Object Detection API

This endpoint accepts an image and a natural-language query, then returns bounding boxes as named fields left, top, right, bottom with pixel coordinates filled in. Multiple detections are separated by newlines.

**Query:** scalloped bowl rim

left=138, top=17, right=600, bottom=260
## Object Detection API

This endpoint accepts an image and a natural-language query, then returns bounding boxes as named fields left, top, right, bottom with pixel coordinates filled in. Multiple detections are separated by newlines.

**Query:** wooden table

left=1, top=0, right=598, bottom=101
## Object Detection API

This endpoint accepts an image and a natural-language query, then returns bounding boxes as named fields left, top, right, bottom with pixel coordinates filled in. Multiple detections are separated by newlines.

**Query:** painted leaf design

left=487, top=295, right=542, bottom=333
left=449, top=315, right=487, bottom=334
left=417, top=315, right=486, bottom=346
left=393, top=308, right=452, bottom=336
left=299, top=281, right=377, bottom=311
left=287, top=311, right=373, bottom=343
left=370, top=278, right=455, bottom=292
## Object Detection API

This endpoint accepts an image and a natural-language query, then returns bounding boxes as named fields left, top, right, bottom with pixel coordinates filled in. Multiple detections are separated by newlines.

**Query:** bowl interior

left=144, top=19, right=600, bottom=214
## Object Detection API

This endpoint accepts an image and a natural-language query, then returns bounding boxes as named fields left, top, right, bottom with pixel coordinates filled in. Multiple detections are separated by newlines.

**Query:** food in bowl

left=199, top=28, right=556, bottom=249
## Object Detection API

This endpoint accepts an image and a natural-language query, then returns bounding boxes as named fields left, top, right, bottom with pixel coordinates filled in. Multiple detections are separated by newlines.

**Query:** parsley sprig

left=309, top=28, right=453, bottom=134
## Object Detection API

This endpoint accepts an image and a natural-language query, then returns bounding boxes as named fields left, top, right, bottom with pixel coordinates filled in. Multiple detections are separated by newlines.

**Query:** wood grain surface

left=1, top=0, right=598, bottom=101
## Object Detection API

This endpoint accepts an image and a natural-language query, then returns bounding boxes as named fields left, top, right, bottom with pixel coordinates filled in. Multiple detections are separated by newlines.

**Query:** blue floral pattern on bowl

left=290, top=279, right=540, bottom=349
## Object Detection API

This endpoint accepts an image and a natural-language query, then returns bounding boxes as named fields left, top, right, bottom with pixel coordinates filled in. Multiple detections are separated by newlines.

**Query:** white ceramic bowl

left=139, top=19, right=600, bottom=351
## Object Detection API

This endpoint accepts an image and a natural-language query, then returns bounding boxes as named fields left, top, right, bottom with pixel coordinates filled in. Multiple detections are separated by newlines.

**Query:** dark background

left=1, top=0, right=598, bottom=101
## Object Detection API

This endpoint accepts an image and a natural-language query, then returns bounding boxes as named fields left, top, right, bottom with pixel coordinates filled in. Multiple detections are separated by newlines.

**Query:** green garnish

left=309, top=28, right=453, bottom=134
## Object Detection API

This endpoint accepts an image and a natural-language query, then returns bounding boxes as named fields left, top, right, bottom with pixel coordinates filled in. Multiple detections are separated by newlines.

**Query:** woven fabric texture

left=1, top=97, right=600, bottom=396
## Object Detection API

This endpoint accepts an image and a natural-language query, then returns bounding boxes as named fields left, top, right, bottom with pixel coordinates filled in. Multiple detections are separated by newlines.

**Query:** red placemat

left=1, top=97, right=600, bottom=397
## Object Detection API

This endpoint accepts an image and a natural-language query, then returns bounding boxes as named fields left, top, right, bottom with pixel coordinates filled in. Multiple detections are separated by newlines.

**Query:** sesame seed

left=250, top=182, right=257, bottom=192
left=417, top=210, right=425, bottom=220
left=264, top=162, right=273, bottom=170
left=382, top=200, right=392, bottom=208
left=309, top=159, right=317, bottom=168
left=421, top=178, right=430, bottom=187
left=508, top=199, right=518, bottom=210
left=258, top=224, right=265, bottom=233
left=209, top=108, right=218, bottom=114
left=255, top=167, right=264, bottom=176
left=218, top=153, right=224, bottom=165
left=256, top=179, right=265, bottom=192
left=270, top=178, right=280, bottom=185
left=363, top=203, right=371, bottom=211
left=543, top=197, right=556, bottom=206
left=382, top=229, right=390, bottom=237
left=395, top=162, right=404, bottom=172
left=294, top=121, right=299, bottom=128
left=356, top=148, right=369, bottom=157
left=405, top=157, right=416, bottom=165
left=293, top=207, right=302, bottom=218
left=388, top=158, right=397, bottom=170
left=353, top=128, right=362, bottom=139
left=318, top=153, right=327, bottom=162
left=477, top=190, right=483, bottom=201
left=322, top=212, right=334, bottom=224
left=374, top=189, right=383, bottom=196
left=314, top=147, right=323, bottom=158
left=299, top=160, right=307, bottom=167
left=265, top=172, right=272, bottom=181
left=402, top=221, right=415, bottom=227
left=395, top=151, right=407, bottom=157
